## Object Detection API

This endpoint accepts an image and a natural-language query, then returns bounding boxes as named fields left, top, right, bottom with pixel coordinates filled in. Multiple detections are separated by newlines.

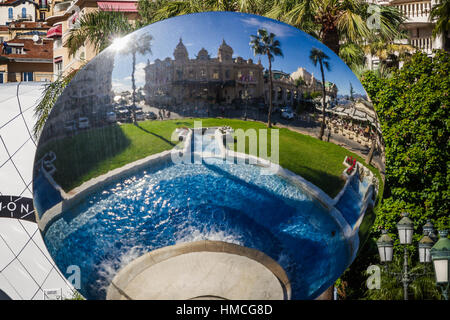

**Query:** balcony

left=54, top=1, right=72, bottom=14
left=410, top=37, right=433, bottom=54
left=393, top=1, right=433, bottom=24
left=16, top=14, right=33, bottom=21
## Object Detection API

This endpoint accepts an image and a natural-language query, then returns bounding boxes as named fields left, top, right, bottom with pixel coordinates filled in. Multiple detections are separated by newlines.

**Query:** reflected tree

left=118, top=33, right=153, bottom=125
left=309, top=47, right=330, bottom=140
left=250, top=28, right=283, bottom=128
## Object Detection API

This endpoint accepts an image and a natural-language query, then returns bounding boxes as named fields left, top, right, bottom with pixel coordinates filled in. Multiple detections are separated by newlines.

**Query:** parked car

left=78, top=117, right=90, bottom=129
left=280, top=106, right=293, bottom=114
left=146, top=111, right=157, bottom=120
left=281, top=110, right=295, bottom=120
left=106, top=111, right=117, bottom=123
left=64, top=120, right=77, bottom=133
left=116, top=109, right=130, bottom=121
left=135, top=111, right=145, bottom=121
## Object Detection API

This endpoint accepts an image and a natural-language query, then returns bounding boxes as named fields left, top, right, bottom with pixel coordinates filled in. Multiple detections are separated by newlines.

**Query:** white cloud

left=240, top=17, right=294, bottom=38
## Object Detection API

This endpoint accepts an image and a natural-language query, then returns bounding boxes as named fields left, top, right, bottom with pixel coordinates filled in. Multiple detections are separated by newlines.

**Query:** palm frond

left=33, top=69, right=79, bottom=139
left=65, top=10, right=133, bottom=57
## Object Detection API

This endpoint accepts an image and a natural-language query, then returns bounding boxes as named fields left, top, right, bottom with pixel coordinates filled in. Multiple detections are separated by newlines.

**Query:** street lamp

left=430, top=230, right=450, bottom=300
left=376, top=213, right=437, bottom=300
left=423, top=219, right=438, bottom=243
left=418, top=232, right=434, bottom=263
left=397, top=212, right=414, bottom=244
left=377, top=230, right=393, bottom=263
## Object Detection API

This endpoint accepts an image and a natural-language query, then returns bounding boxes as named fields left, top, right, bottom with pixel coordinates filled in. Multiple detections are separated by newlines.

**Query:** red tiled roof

left=8, top=22, right=50, bottom=29
left=0, top=0, right=38, bottom=6
left=1, top=38, right=53, bottom=60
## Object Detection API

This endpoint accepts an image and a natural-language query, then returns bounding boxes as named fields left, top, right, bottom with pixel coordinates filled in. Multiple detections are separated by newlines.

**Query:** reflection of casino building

left=38, top=50, right=114, bottom=144
left=144, top=39, right=265, bottom=107
left=144, top=39, right=337, bottom=108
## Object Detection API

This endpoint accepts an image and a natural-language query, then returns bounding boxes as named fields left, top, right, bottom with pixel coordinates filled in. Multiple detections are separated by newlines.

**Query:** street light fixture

left=397, top=212, right=414, bottom=245
left=430, top=230, right=450, bottom=300
left=377, top=229, right=393, bottom=263
left=376, top=213, right=437, bottom=300
left=423, top=219, right=438, bottom=243
left=418, top=233, right=434, bottom=263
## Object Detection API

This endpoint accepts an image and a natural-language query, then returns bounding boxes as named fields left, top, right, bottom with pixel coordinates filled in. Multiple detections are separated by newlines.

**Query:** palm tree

left=429, top=0, right=450, bottom=51
left=267, top=0, right=405, bottom=55
left=65, top=10, right=133, bottom=57
left=363, top=41, right=414, bottom=72
left=250, top=28, right=283, bottom=128
left=118, top=33, right=153, bottom=125
left=34, top=11, right=134, bottom=138
left=309, top=47, right=330, bottom=140
left=137, top=0, right=273, bottom=25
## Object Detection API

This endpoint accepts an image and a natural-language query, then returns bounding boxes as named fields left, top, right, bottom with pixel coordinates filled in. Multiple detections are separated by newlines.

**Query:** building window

left=8, top=8, right=13, bottom=20
left=22, top=8, right=27, bottom=18
left=237, top=71, right=242, bottom=79
left=40, top=12, right=46, bottom=21
left=212, top=70, right=219, bottom=79
left=22, top=72, right=33, bottom=81
left=200, top=69, right=206, bottom=77
left=225, top=70, right=230, bottom=79
left=12, top=47, right=23, bottom=54
left=55, top=61, right=63, bottom=76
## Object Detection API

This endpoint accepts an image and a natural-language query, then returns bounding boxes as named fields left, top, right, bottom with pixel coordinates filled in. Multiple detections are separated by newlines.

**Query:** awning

left=47, top=24, right=62, bottom=38
left=98, top=1, right=138, bottom=12
left=54, top=56, right=62, bottom=63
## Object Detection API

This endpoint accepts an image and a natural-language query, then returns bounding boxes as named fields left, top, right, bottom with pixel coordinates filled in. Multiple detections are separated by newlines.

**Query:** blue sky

left=104, top=12, right=367, bottom=96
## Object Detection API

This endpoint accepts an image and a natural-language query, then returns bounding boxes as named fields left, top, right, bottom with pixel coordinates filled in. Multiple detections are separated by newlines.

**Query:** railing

left=411, top=37, right=433, bottom=53
left=393, top=1, right=432, bottom=19
left=16, top=14, right=33, bottom=21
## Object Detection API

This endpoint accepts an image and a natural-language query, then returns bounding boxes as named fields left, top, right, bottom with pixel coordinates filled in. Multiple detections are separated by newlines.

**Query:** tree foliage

left=364, top=256, right=441, bottom=300
left=33, top=69, right=79, bottom=138
left=361, top=50, right=449, bottom=247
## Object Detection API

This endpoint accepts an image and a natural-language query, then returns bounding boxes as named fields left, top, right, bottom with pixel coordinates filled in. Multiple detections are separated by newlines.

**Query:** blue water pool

left=33, top=170, right=63, bottom=217
left=336, top=173, right=371, bottom=228
left=42, top=132, right=351, bottom=300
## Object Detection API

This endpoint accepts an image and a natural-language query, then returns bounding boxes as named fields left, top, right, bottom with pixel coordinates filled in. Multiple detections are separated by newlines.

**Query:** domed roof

left=197, top=48, right=209, bottom=60
left=173, top=38, right=188, bottom=60
left=219, top=39, right=233, bottom=53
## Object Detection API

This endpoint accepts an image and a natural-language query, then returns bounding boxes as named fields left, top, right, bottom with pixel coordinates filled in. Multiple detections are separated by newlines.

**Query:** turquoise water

left=336, top=173, right=371, bottom=228
left=42, top=132, right=351, bottom=300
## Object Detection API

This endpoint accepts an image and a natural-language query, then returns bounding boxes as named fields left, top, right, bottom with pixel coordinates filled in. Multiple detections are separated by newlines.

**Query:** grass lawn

left=37, top=118, right=382, bottom=200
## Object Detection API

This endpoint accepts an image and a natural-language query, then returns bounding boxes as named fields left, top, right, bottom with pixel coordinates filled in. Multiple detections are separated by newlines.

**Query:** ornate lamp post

left=377, top=230, right=393, bottom=263
left=430, top=230, right=450, bottom=300
left=396, top=212, right=414, bottom=300
left=376, top=212, right=436, bottom=300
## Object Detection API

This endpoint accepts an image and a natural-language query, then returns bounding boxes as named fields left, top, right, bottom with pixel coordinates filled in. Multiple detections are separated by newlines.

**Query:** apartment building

left=46, top=0, right=138, bottom=77
left=366, top=0, right=448, bottom=69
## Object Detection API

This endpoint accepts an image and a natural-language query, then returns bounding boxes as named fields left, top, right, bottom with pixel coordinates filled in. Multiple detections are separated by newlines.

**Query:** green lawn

left=38, top=118, right=382, bottom=200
